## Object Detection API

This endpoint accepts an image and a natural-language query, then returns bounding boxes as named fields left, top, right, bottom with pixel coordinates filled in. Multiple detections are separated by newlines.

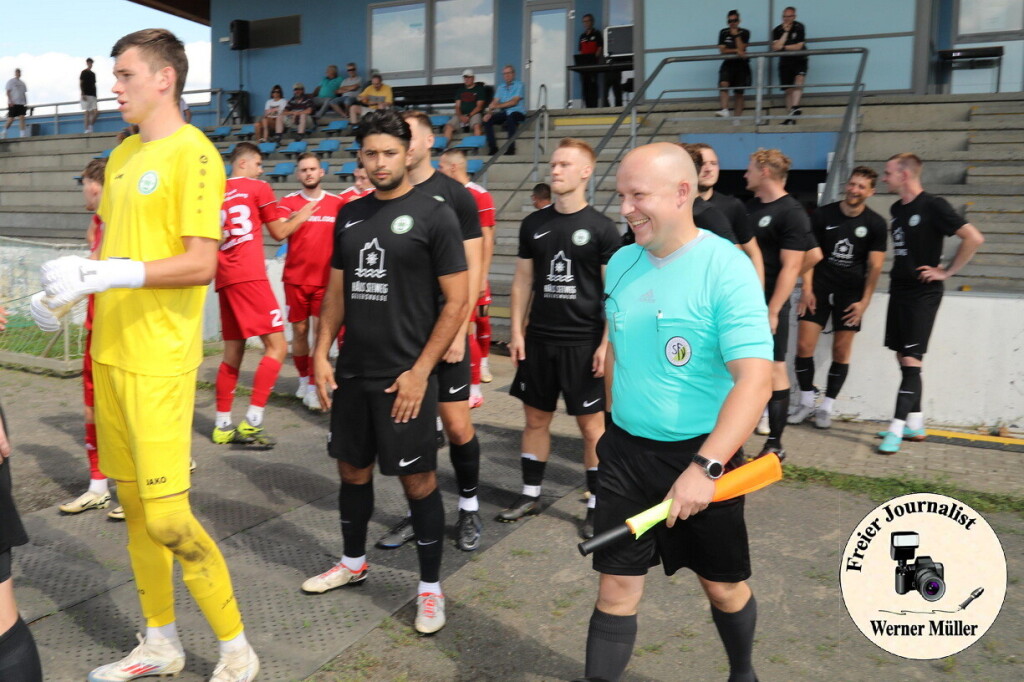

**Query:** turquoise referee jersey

left=605, top=231, right=772, bottom=441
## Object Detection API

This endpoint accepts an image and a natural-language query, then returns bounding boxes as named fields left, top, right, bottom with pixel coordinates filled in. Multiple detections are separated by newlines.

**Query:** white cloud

left=0, top=41, right=210, bottom=112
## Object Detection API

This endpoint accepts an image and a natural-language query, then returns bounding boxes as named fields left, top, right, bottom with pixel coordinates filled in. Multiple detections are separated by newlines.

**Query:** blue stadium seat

left=431, top=136, right=448, bottom=153
left=346, top=140, right=361, bottom=154
left=220, top=143, right=237, bottom=158
left=429, top=115, right=448, bottom=130
left=225, top=163, right=232, bottom=176
left=73, top=175, right=83, bottom=185
left=322, top=120, right=350, bottom=136
left=266, top=161, right=296, bottom=182
left=93, top=148, right=113, bottom=160
left=313, top=138, right=341, bottom=157
left=258, top=141, right=278, bottom=156
left=207, top=125, right=232, bottom=141
left=467, top=159, right=483, bottom=175
left=430, top=159, right=440, bottom=169
left=281, top=140, right=308, bottom=158
left=451, top=135, right=486, bottom=151
left=235, top=124, right=255, bottom=140
left=333, top=160, right=358, bottom=177
left=321, top=161, right=330, bottom=173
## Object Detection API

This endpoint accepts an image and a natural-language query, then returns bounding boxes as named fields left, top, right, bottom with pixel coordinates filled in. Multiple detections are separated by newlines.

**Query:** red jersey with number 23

left=217, top=177, right=279, bottom=290
left=277, top=190, right=344, bottom=286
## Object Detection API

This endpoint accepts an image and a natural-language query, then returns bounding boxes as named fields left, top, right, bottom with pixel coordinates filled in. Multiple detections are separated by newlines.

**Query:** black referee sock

left=825, top=362, right=849, bottom=399
left=711, top=595, right=758, bottom=682
left=767, top=389, right=789, bottom=443
left=521, top=456, right=547, bottom=488
left=794, top=356, right=815, bottom=393
left=408, top=487, right=444, bottom=583
left=450, top=436, right=481, bottom=498
left=584, top=608, right=637, bottom=682
left=586, top=468, right=600, bottom=498
left=338, top=481, right=374, bottom=559
left=894, top=366, right=922, bottom=421
left=0, top=616, right=43, bottom=682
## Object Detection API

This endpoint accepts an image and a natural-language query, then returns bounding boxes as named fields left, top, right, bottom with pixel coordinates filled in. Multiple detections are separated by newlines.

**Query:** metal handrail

left=589, top=48, right=869, bottom=202
left=820, top=82, right=866, bottom=204
left=480, top=84, right=551, bottom=218
left=15, top=89, right=224, bottom=134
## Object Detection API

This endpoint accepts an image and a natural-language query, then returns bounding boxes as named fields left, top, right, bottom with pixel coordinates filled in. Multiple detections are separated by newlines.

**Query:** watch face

left=707, top=461, right=724, bottom=479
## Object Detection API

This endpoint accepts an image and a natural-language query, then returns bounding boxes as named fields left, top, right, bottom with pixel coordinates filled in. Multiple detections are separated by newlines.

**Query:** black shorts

left=718, top=60, right=751, bottom=90
left=509, top=336, right=604, bottom=415
left=799, top=282, right=863, bottom=332
left=592, top=422, right=751, bottom=581
left=772, top=300, right=792, bottom=362
left=7, top=104, right=26, bottom=118
left=328, top=375, right=439, bottom=476
left=436, top=335, right=471, bottom=403
left=0, top=403, right=29, bottom=556
left=779, top=59, right=808, bottom=87
left=885, top=285, right=943, bottom=359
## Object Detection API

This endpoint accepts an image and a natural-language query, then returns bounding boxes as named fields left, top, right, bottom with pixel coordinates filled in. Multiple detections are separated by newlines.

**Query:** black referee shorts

left=509, top=336, right=605, bottom=415
left=328, top=375, right=439, bottom=476
left=885, top=286, right=943, bottom=359
left=592, top=421, right=751, bottom=581
left=799, top=283, right=864, bottom=332
left=436, top=335, right=471, bottom=403
left=718, top=60, right=751, bottom=91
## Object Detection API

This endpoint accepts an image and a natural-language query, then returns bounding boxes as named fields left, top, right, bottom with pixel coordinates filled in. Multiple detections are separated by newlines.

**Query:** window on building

left=958, top=0, right=1024, bottom=37
left=607, top=0, right=634, bottom=27
left=370, top=3, right=427, bottom=75
left=434, top=0, right=494, bottom=71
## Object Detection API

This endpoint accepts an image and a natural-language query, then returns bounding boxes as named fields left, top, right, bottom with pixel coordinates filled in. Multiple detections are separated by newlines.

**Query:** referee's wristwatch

left=691, top=453, right=724, bottom=480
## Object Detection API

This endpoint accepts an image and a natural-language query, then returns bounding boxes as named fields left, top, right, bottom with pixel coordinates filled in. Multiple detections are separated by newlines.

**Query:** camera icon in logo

left=891, top=531, right=945, bottom=601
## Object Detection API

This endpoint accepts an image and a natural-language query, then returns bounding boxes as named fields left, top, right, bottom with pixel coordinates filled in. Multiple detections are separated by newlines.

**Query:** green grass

left=784, top=464, right=1024, bottom=515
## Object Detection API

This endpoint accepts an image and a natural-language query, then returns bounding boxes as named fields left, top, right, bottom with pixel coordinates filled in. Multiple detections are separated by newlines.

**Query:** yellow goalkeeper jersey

left=93, top=124, right=224, bottom=376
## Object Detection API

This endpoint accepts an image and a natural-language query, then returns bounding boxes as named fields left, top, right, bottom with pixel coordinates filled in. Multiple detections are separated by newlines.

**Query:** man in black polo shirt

left=790, top=167, right=887, bottom=429
left=771, top=7, right=807, bottom=124
left=307, top=110, right=469, bottom=635
left=503, top=137, right=620, bottom=539
left=578, top=13, right=603, bottom=108
left=745, top=149, right=820, bottom=459
left=877, top=153, right=985, bottom=454
left=716, top=9, right=751, bottom=119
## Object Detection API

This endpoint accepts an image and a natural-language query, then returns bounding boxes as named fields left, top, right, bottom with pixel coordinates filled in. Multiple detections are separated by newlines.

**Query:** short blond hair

left=557, top=137, right=596, bottom=164
left=750, top=148, right=791, bottom=182
left=887, top=152, right=922, bottom=178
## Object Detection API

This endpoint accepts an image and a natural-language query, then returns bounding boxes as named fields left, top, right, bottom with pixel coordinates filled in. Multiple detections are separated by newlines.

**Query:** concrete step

left=0, top=188, right=94, bottom=209
left=969, top=102, right=1024, bottom=116
left=965, top=167, right=1024, bottom=184
left=0, top=168, right=87, bottom=188
left=0, top=150, right=103, bottom=172
left=855, top=131, right=967, bottom=158
left=967, top=130, right=1024, bottom=144
left=949, top=276, right=1024, bottom=294
left=0, top=206, right=93, bottom=241
left=963, top=113, right=1024, bottom=127
left=961, top=197, right=1024, bottom=212
left=955, top=262, right=1024, bottom=280
left=971, top=252, right=1024, bottom=267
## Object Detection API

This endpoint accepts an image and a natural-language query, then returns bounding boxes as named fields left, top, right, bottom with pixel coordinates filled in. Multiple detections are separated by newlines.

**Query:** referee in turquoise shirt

left=582, top=143, right=773, bottom=682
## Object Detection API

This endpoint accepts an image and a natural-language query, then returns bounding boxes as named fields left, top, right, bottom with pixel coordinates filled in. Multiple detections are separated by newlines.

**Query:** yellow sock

left=118, top=480, right=176, bottom=628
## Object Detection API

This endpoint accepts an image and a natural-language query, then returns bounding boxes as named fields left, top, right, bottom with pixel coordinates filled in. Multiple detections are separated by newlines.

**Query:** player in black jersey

left=790, top=167, right=887, bottom=429
left=503, top=138, right=621, bottom=539
left=771, top=7, right=807, bottom=123
left=309, top=110, right=469, bottom=634
left=745, top=149, right=821, bottom=459
left=877, top=153, right=985, bottom=454
left=693, top=143, right=765, bottom=286
left=716, top=9, right=751, bottom=118
left=371, top=110, right=486, bottom=552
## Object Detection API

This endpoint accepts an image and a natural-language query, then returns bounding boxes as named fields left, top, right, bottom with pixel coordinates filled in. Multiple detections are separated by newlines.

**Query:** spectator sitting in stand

left=313, top=65, right=344, bottom=119
left=442, top=70, right=487, bottom=141
left=348, top=73, right=393, bottom=127
left=255, top=85, right=287, bottom=142
left=325, top=63, right=363, bottom=118
left=282, top=82, right=315, bottom=139
left=483, top=65, right=526, bottom=156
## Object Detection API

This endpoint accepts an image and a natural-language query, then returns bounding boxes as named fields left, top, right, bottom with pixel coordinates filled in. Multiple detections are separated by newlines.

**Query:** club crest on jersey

left=433, top=195, right=445, bottom=202
left=665, top=336, right=691, bottom=367
left=547, top=251, right=574, bottom=282
left=758, top=216, right=771, bottom=228
left=391, top=215, right=414, bottom=234
left=909, top=214, right=920, bottom=227
left=356, top=238, right=386, bottom=278
left=831, top=238, right=854, bottom=262
left=572, top=229, right=591, bottom=246
left=138, top=171, right=159, bottom=195
left=854, top=226, right=868, bottom=238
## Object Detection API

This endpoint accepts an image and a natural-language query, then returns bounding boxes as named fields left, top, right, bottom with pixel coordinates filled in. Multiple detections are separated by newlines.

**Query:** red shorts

left=83, top=296, right=95, bottom=407
left=219, top=280, right=286, bottom=341
left=476, top=282, right=492, bottom=308
left=284, top=282, right=326, bottom=322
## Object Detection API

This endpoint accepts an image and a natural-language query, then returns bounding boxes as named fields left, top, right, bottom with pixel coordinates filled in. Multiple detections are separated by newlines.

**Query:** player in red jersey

left=56, top=158, right=126, bottom=520
left=337, top=162, right=374, bottom=205
left=271, top=152, right=344, bottom=409
left=439, top=149, right=495, bottom=404
left=212, top=142, right=289, bottom=447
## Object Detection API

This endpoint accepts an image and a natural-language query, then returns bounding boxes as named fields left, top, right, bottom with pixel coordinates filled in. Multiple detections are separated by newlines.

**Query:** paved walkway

left=1, top=353, right=1020, bottom=680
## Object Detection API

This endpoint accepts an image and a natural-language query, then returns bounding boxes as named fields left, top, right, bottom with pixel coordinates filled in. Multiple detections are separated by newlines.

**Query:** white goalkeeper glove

left=40, top=255, right=145, bottom=308
left=30, top=291, right=62, bottom=332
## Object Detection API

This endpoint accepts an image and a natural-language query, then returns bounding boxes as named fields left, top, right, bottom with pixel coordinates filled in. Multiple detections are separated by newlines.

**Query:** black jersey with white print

left=332, top=189, right=467, bottom=379
left=718, top=27, right=751, bottom=61
left=707, top=191, right=754, bottom=244
left=415, top=169, right=483, bottom=241
left=518, top=204, right=620, bottom=345
left=811, top=201, right=887, bottom=290
left=889, top=192, right=965, bottom=287
left=746, top=194, right=814, bottom=295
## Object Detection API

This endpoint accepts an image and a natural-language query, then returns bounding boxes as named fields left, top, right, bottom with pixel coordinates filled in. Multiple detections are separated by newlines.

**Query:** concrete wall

left=791, top=290, right=1024, bottom=426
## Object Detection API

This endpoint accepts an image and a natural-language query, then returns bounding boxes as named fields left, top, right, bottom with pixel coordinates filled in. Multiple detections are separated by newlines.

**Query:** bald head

left=617, top=143, right=699, bottom=256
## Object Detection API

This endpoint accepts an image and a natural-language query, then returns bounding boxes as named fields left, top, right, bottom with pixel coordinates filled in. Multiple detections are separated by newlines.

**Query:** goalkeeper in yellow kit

left=40, top=29, right=258, bottom=682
